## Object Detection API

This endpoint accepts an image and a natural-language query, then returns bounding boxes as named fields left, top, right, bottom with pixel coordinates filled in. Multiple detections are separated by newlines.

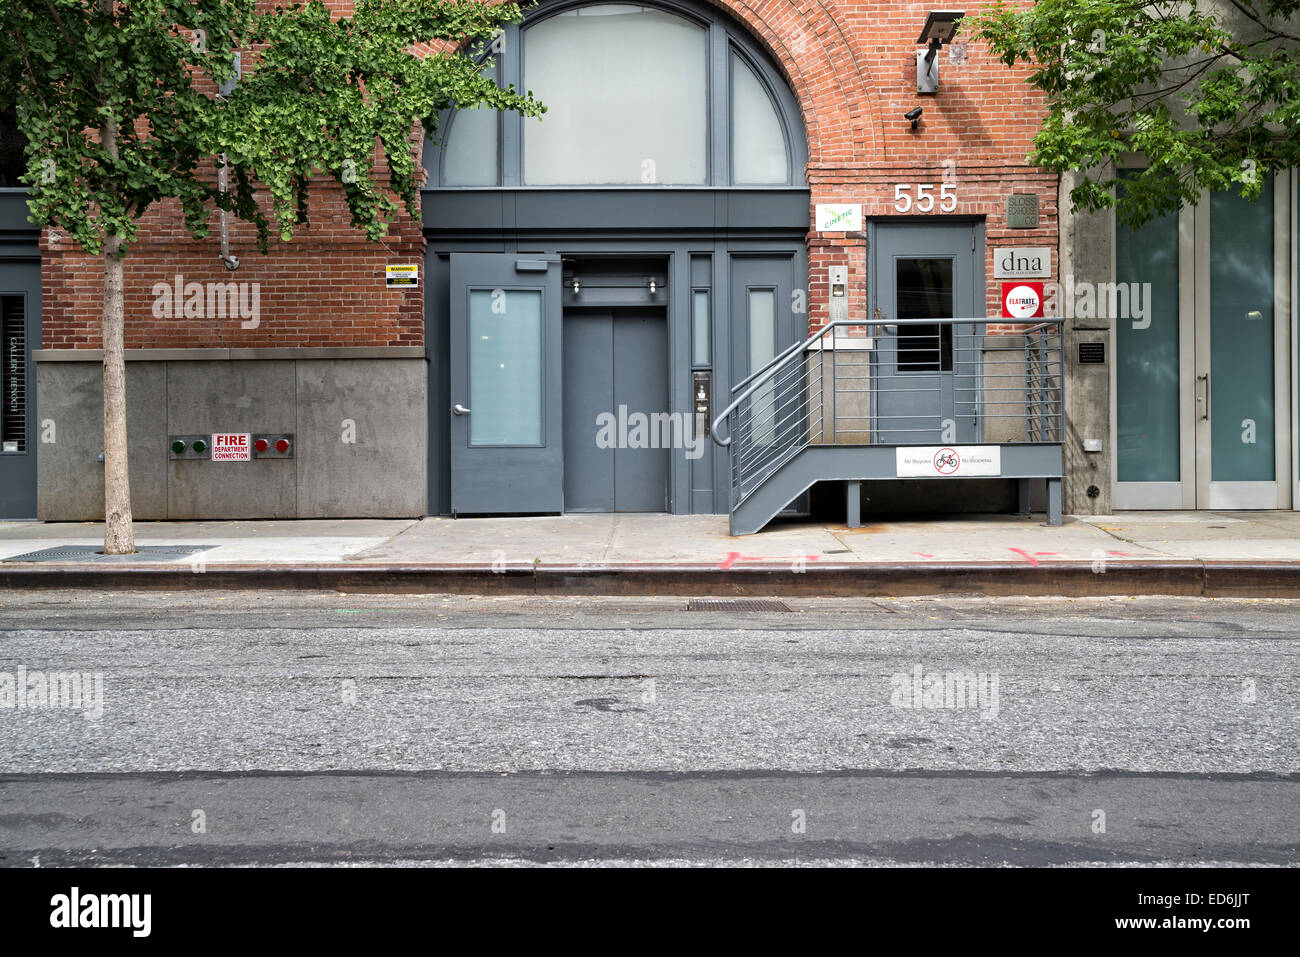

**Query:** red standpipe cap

left=254, top=438, right=269, bottom=452
left=275, top=439, right=290, bottom=453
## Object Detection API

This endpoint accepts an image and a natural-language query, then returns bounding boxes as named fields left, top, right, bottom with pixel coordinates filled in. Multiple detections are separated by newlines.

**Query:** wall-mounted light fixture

left=648, top=278, right=658, bottom=296
left=571, top=277, right=581, bottom=295
left=916, top=10, right=965, bottom=94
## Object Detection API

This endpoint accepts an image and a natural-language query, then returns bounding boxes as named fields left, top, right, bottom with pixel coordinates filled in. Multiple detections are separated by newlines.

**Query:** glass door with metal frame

left=1115, top=173, right=1293, bottom=509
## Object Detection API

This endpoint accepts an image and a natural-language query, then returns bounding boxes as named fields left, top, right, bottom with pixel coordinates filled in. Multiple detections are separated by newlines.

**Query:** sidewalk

left=2, top=512, right=1300, bottom=596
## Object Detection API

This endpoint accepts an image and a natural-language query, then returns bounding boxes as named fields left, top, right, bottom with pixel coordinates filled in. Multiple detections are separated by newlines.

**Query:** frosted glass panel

left=1116, top=174, right=1179, bottom=482
left=443, top=108, right=499, bottom=186
left=692, top=290, right=710, bottom=366
left=524, top=5, right=707, bottom=185
left=1210, top=179, right=1274, bottom=481
left=441, top=65, right=500, bottom=186
left=469, top=289, right=542, bottom=446
left=748, top=289, right=776, bottom=446
left=732, top=53, right=787, bottom=184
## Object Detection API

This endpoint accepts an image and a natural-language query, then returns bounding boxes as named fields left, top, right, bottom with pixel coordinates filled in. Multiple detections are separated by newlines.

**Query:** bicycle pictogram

left=933, top=448, right=961, bottom=474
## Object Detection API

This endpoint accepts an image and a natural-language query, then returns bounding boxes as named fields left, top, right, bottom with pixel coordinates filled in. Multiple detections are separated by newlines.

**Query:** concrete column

left=1058, top=167, right=1115, bottom=516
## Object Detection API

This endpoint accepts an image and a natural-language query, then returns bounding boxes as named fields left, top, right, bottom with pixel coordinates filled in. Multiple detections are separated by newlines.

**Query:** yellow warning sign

left=386, top=264, right=419, bottom=288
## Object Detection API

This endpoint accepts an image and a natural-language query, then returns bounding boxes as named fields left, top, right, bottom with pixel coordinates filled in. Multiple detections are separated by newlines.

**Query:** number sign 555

left=894, top=184, right=957, bottom=213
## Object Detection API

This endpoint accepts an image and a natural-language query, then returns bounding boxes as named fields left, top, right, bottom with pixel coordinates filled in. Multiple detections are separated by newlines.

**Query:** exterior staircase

left=711, top=318, right=1065, bottom=535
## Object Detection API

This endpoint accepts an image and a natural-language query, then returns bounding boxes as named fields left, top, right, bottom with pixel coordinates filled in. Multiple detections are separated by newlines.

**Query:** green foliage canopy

left=973, top=0, right=1300, bottom=227
left=0, top=0, right=542, bottom=252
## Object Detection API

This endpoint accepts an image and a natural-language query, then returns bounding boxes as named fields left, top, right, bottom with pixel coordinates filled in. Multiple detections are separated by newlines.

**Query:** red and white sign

left=1001, top=281, right=1044, bottom=319
left=211, top=433, right=250, bottom=461
left=933, top=447, right=961, bottom=474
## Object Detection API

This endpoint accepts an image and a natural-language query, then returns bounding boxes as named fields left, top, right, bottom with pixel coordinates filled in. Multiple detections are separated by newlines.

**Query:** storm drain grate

left=686, top=598, right=791, bottom=613
left=3, top=545, right=215, bottom=564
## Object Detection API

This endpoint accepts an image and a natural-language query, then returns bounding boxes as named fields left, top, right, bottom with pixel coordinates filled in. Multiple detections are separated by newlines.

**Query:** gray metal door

left=729, top=255, right=803, bottom=448
left=449, top=254, right=563, bottom=515
left=730, top=256, right=800, bottom=394
left=871, top=223, right=981, bottom=444
left=729, top=254, right=806, bottom=510
left=563, top=307, right=669, bottom=512
left=0, top=263, right=39, bottom=518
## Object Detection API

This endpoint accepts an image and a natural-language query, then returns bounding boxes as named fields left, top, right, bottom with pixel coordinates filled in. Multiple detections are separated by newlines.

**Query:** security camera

left=905, top=106, right=923, bottom=129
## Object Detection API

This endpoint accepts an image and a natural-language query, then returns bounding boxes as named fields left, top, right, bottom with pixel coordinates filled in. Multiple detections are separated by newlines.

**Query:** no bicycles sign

left=897, top=446, right=1001, bottom=478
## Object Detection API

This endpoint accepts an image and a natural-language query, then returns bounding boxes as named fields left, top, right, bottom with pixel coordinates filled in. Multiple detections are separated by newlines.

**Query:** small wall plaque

left=1006, top=194, right=1039, bottom=229
left=1078, top=341, right=1106, bottom=365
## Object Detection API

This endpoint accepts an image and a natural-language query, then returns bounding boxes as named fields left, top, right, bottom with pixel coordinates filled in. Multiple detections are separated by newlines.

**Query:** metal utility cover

left=686, top=599, right=792, bottom=612
left=3, top=545, right=215, bottom=563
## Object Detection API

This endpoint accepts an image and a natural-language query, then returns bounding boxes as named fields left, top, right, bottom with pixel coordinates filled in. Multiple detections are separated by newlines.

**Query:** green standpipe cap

left=170, top=440, right=186, bottom=454
left=192, top=439, right=207, bottom=454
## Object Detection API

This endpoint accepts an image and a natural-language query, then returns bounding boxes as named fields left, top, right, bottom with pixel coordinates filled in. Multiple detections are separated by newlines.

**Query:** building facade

left=0, top=0, right=1294, bottom=525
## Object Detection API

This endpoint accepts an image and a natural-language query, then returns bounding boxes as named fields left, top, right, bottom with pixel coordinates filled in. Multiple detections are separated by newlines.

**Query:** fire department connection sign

left=897, top=446, right=1002, bottom=478
left=211, top=433, right=251, bottom=461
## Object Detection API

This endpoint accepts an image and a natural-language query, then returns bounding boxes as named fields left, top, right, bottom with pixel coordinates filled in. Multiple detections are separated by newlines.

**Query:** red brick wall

left=719, top=0, right=1057, bottom=331
left=41, top=0, right=1053, bottom=350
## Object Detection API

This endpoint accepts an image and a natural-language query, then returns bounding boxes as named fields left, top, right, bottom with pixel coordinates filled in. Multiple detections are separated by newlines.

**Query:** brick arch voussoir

left=705, top=0, right=883, bottom=174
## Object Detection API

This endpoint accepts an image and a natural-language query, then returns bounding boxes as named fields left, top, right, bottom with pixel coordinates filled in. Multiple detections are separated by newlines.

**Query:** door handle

left=1195, top=373, right=1209, bottom=420
left=453, top=404, right=471, bottom=415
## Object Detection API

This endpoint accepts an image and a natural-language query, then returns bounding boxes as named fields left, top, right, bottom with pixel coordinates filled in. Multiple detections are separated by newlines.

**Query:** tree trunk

left=101, top=231, right=134, bottom=554
left=98, top=1, right=133, bottom=556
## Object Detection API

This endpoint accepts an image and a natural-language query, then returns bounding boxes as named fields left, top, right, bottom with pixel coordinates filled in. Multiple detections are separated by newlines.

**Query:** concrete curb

left=2, top=560, right=1299, bottom=597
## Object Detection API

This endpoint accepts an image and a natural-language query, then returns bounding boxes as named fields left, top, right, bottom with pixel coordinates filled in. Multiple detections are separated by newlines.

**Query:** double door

left=563, top=308, right=669, bottom=512
left=447, top=254, right=668, bottom=515
left=1115, top=176, right=1292, bottom=509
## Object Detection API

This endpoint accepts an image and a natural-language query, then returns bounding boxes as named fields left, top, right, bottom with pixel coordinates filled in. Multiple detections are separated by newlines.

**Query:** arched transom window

left=436, top=1, right=805, bottom=188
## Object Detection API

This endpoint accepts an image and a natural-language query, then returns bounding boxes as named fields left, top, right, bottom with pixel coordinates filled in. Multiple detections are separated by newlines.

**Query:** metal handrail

left=728, top=333, right=816, bottom=396
left=712, top=316, right=1065, bottom=516
left=712, top=317, right=1007, bottom=447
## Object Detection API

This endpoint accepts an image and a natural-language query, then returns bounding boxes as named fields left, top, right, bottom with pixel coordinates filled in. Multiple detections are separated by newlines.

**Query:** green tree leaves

left=0, top=0, right=541, bottom=252
left=973, top=0, right=1300, bottom=227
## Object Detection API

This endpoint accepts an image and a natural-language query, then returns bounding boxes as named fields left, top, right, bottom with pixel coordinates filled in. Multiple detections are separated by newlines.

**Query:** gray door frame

left=563, top=305, right=670, bottom=512
left=425, top=225, right=810, bottom=518
left=0, top=189, right=40, bottom=519
left=868, top=220, right=984, bottom=445
left=448, top=253, right=565, bottom=515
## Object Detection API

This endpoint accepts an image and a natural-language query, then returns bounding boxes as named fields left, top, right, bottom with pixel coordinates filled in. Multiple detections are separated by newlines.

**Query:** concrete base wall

left=37, top=357, right=427, bottom=520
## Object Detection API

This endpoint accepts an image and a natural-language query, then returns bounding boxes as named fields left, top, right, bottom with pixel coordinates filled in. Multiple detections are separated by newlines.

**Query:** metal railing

left=711, top=318, right=1064, bottom=509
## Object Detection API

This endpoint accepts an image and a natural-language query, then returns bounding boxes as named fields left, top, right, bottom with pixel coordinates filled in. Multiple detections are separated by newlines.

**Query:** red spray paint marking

left=1007, top=548, right=1061, bottom=565
left=718, top=552, right=820, bottom=570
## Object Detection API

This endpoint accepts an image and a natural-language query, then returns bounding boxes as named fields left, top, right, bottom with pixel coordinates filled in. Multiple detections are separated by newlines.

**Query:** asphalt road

left=0, top=591, right=1296, bottom=865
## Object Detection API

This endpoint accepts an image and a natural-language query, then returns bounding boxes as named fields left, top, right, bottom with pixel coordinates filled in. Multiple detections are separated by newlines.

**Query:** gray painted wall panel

left=35, top=357, right=426, bottom=520
left=295, top=359, right=427, bottom=517
left=165, top=360, right=297, bottom=519
left=36, top=362, right=168, bottom=520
